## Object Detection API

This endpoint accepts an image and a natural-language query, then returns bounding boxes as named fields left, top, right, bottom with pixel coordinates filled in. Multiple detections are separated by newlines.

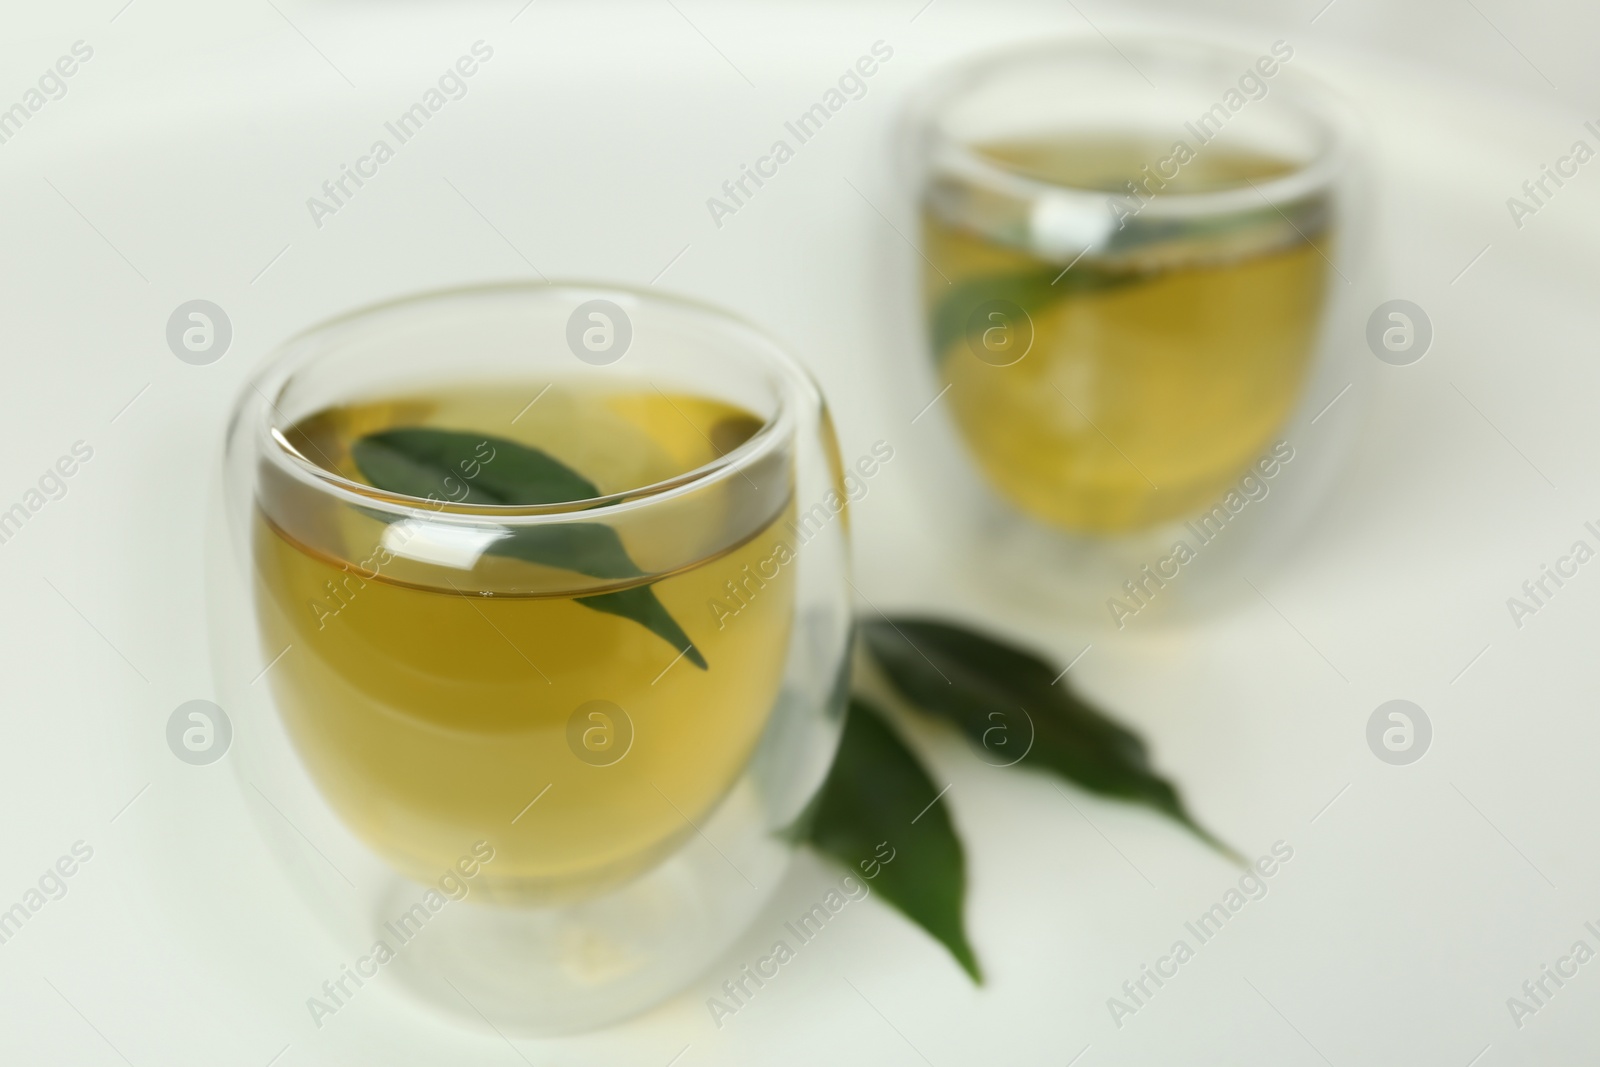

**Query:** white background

left=0, top=0, right=1596, bottom=1064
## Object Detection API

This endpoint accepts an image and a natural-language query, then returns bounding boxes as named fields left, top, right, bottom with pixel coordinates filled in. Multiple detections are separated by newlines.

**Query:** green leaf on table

left=803, top=696, right=982, bottom=982
left=861, top=617, right=1235, bottom=859
left=352, top=427, right=705, bottom=669
left=926, top=262, right=1133, bottom=366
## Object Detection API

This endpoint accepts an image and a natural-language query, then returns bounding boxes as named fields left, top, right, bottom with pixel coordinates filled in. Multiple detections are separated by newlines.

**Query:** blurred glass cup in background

left=899, top=35, right=1373, bottom=619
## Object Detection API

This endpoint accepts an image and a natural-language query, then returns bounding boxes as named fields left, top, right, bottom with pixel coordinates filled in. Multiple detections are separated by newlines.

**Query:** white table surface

left=1, top=1, right=1596, bottom=1064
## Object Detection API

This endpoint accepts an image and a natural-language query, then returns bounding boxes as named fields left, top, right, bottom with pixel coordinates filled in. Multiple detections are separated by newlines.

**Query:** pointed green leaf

left=927, top=262, right=1133, bottom=365
left=489, top=523, right=643, bottom=582
left=805, top=696, right=982, bottom=982
left=353, top=428, right=597, bottom=506
left=861, top=617, right=1236, bottom=860
left=578, top=585, right=706, bottom=670
left=351, top=427, right=704, bottom=669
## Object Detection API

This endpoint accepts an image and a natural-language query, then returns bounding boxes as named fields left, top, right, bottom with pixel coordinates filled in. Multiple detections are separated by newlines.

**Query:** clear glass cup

left=898, top=35, right=1373, bottom=621
left=207, top=283, right=852, bottom=1033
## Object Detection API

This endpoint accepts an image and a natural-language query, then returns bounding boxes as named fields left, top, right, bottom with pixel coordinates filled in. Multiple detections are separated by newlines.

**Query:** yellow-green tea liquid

left=925, top=136, right=1328, bottom=533
left=254, top=385, right=795, bottom=901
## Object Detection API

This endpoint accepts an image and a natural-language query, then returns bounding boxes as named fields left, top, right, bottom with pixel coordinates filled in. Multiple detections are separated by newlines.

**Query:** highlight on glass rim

left=5, top=3, right=1591, bottom=1064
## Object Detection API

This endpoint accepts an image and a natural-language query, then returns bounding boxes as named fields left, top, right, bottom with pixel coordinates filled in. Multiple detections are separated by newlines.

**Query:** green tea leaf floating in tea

left=927, top=263, right=1132, bottom=365
left=352, top=427, right=596, bottom=506
left=803, top=696, right=982, bottom=982
left=351, top=427, right=706, bottom=669
left=861, top=617, right=1236, bottom=860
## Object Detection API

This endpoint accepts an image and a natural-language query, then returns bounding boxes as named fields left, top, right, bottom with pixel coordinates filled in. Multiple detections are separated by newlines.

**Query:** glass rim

left=905, top=33, right=1357, bottom=219
left=239, top=281, right=812, bottom=525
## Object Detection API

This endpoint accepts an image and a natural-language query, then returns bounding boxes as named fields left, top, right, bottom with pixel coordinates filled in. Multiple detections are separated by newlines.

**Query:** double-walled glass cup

left=209, top=283, right=851, bottom=1033
left=899, top=36, right=1372, bottom=619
